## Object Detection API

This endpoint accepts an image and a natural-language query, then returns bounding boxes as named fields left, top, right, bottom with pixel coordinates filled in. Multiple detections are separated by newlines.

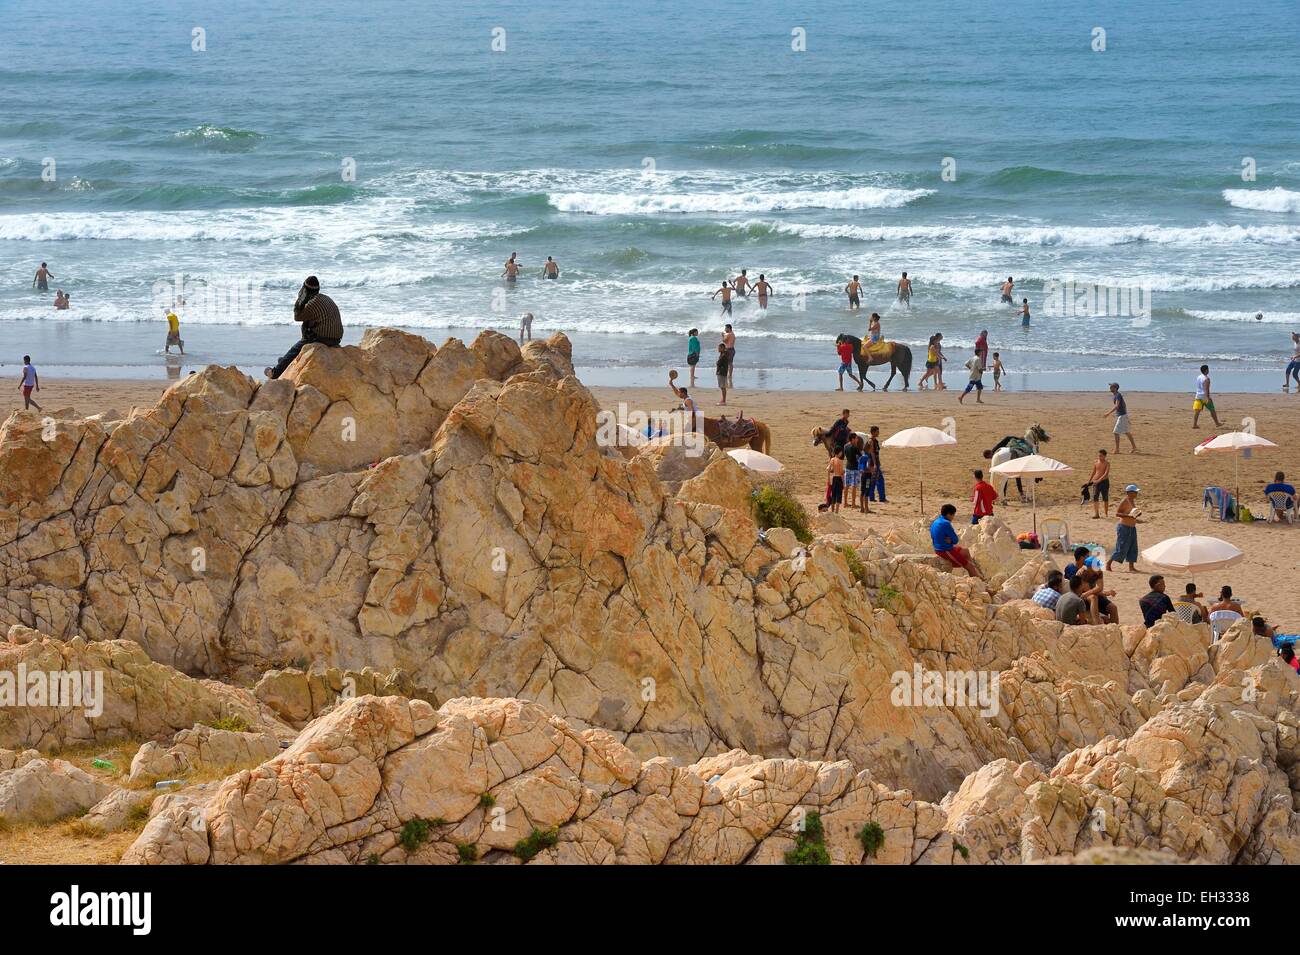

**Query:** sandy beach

left=5, top=373, right=1297, bottom=627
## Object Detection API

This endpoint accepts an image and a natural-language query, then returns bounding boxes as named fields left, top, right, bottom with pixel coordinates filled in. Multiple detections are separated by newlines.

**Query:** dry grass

left=0, top=818, right=138, bottom=865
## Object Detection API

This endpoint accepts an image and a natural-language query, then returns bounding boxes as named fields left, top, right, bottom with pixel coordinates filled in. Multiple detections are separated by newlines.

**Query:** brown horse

left=668, top=370, right=771, bottom=453
left=811, top=425, right=868, bottom=456
left=837, top=334, right=913, bottom=391
left=705, top=416, right=771, bottom=453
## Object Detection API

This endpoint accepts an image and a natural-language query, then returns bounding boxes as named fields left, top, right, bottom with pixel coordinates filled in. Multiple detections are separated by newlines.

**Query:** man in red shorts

left=931, top=503, right=983, bottom=579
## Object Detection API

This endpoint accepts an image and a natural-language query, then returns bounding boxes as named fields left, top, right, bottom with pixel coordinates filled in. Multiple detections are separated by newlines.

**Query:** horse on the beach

left=666, top=370, right=771, bottom=453
left=837, top=334, right=912, bottom=391
left=811, top=426, right=868, bottom=456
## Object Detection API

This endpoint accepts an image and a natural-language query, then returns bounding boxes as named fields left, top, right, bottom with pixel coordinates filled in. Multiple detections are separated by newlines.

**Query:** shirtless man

left=1084, top=448, right=1111, bottom=519
left=541, top=256, right=559, bottom=279
left=897, top=272, right=912, bottom=306
left=711, top=279, right=735, bottom=315
left=732, top=269, right=751, bottom=298
left=667, top=370, right=702, bottom=434
left=721, top=324, right=736, bottom=388
left=33, top=262, right=52, bottom=292
left=1000, top=276, right=1014, bottom=304
left=502, top=252, right=521, bottom=282
left=844, top=275, right=863, bottom=310
left=752, top=274, right=773, bottom=309
left=1106, top=484, right=1144, bottom=574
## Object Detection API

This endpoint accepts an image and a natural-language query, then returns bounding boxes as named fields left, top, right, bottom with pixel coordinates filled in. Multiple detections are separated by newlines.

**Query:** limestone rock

left=0, top=758, right=113, bottom=824
left=127, top=724, right=281, bottom=783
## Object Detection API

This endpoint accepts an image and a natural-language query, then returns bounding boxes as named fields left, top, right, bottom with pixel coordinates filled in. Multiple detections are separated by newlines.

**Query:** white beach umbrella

left=881, top=426, right=957, bottom=513
left=727, top=448, right=784, bottom=472
left=990, top=453, right=1073, bottom=533
left=1193, top=431, right=1278, bottom=507
left=1140, top=534, right=1244, bottom=574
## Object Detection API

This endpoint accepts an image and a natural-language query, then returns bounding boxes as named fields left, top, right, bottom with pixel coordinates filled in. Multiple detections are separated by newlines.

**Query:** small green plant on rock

left=875, top=584, right=902, bottom=610
left=839, top=545, right=868, bottom=585
left=400, top=818, right=432, bottom=852
left=478, top=793, right=495, bottom=809
left=954, top=840, right=970, bottom=860
left=205, top=715, right=250, bottom=733
left=858, top=821, right=885, bottom=858
left=784, top=811, right=830, bottom=866
left=456, top=843, right=478, bottom=865
left=753, top=486, right=812, bottom=545
left=513, top=826, right=559, bottom=862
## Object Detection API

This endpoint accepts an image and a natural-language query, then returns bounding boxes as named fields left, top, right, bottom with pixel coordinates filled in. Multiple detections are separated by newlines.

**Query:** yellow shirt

left=166, top=312, right=179, bottom=333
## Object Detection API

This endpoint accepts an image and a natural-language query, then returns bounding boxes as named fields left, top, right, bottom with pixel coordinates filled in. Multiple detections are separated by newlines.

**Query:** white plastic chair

left=1266, top=491, right=1296, bottom=524
left=1209, top=609, right=1243, bottom=642
left=1173, top=602, right=1202, bottom=625
left=1039, top=518, right=1071, bottom=554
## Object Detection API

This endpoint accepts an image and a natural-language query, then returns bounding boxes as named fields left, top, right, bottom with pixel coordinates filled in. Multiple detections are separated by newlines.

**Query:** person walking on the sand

left=836, top=337, right=861, bottom=391
left=1107, top=484, right=1144, bottom=573
left=18, top=356, right=41, bottom=410
left=1284, top=332, right=1300, bottom=393
left=1192, top=364, right=1222, bottom=429
left=1104, top=382, right=1136, bottom=452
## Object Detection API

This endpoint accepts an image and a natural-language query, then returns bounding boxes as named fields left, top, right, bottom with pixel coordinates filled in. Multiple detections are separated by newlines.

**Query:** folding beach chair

left=1203, top=487, right=1232, bottom=522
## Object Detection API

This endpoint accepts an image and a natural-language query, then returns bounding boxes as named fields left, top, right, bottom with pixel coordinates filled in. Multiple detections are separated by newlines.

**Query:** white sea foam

left=773, top=221, right=1300, bottom=247
left=1186, top=309, right=1300, bottom=325
left=1222, top=187, right=1300, bottom=214
left=549, top=186, right=932, bottom=215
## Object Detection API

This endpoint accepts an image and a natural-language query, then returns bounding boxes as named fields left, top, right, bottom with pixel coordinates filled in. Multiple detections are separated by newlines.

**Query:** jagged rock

left=0, top=758, right=113, bottom=824
left=253, top=665, right=435, bottom=726
left=0, top=748, right=39, bottom=771
left=0, top=629, right=291, bottom=751
left=81, top=787, right=155, bottom=833
left=122, top=695, right=964, bottom=866
left=127, top=724, right=281, bottom=783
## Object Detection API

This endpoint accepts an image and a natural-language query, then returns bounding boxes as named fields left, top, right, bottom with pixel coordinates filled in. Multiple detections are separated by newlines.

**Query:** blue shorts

left=1287, top=359, right=1300, bottom=377
left=1113, top=523, right=1139, bottom=564
left=838, top=362, right=853, bottom=373
left=963, top=380, right=983, bottom=393
left=846, top=469, right=861, bottom=488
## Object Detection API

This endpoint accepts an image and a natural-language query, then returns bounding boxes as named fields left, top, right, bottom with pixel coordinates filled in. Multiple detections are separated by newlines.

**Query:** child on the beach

left=836, top=338, right=861, bottom=390
left=991, top=352, right=1005, bottom=390
left=1020, top=298, right=1031, bottom=327
left=959, top=352, right=984, bottom=404
left=827, top=450, right=846, bottom=513
left=19, top=355, right=40, bottom=411
left=715, top=342, right=731, bottom=405
left=686, top=328, right=700, bottom=387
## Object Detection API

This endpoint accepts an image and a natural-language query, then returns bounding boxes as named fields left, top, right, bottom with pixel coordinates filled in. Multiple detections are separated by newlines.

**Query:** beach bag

left=1238, top=505, right=1254, bottom=523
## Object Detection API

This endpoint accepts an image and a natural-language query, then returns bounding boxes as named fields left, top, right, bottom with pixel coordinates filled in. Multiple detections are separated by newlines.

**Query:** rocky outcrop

left=0, top=628, right=291, bottom=751
left=127, top=724, right=281, bottom=783
left=123, top=695, right=964, bottom=866
left=81, top=787, right=155, bottom=833
left=0, top=758, right=113, bottom=824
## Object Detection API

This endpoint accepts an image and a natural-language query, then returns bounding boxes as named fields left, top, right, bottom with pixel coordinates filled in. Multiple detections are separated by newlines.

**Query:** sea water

left=1, top=0, right=1298, bottom=391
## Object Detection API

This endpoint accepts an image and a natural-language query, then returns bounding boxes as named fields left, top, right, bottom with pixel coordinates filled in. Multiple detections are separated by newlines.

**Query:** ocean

left=2, top=0, right=1299, bottom=391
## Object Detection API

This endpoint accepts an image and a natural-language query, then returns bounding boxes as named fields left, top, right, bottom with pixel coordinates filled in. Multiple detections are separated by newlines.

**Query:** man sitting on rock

left=930, top=503, right=983, bottom=580
left=265, top=275, right=343, bottom=380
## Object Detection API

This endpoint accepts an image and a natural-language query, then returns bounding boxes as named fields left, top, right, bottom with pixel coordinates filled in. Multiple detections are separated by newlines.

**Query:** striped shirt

left=296, top=292, right=343, bottom=343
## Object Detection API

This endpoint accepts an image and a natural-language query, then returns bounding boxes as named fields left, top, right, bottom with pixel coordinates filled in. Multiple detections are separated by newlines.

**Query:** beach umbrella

left=1140, top=534, right=1244, bottom=574
left=881, top=426, right=957, bottom=513
left=1193, top=431, right=1278, bottom=508
left=727, top=448, right=784, bottom=472
left=990, top=453, right=1073, bottom=534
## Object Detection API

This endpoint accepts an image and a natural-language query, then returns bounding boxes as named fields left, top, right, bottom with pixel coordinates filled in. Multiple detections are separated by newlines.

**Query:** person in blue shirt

left=1264, top=470, right=1296, bottom=521
left=930, top=503, right=983, bottom=579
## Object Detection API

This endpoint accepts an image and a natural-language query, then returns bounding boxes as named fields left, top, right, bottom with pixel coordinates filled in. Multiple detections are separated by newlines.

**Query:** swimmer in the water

left=845, top=275, right=862, bottom=310
left=502, top=252, right=521, bottom=282
left=752, top=274, right=773, bottom=309
left=711, top=278, right=735, bottom=315
left=897, top=272, right=912, bottom=306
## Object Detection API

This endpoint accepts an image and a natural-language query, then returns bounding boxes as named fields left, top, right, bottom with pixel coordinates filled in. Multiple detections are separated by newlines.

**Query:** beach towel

left=1202, top=486, right=1234, bottom=521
